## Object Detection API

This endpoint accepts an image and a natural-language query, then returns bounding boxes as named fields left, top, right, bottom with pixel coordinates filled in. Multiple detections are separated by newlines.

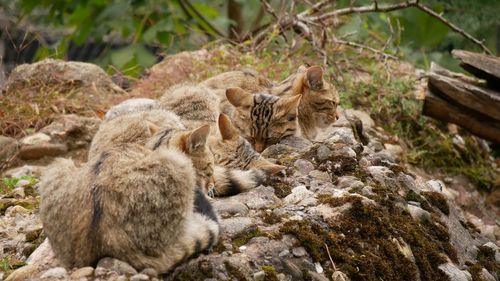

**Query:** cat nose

left=253, top=141, right=266, bottom=153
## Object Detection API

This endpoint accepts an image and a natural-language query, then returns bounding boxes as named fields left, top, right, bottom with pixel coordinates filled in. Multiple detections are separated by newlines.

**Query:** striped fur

left=269, top=65, right=340, bottom=140
left=223, top=87, right=302, bottom=152
left=201, top=68, right=272, bottom=93
left=39, top=144, right=219, bottom=273
left=212, top=166, right=266, bottom=197
left=159, top=85, right=285, bottom=196
left=89, top=110, right=215, bottom=192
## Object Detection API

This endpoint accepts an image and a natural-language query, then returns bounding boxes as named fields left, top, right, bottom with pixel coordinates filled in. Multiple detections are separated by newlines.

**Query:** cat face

left=225, top=88, right=301, bottom=152
left=293, top=66, right=340, bottom=130
left=209, top=113, right=285, bottom=175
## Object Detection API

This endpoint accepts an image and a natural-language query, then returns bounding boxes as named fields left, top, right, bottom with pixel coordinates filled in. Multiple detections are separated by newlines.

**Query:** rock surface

left=2, top=56, right=499, bottom=281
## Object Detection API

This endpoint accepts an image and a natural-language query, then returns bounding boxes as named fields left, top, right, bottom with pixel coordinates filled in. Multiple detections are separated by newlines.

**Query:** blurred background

left=1, top=0, right=498, bottom=77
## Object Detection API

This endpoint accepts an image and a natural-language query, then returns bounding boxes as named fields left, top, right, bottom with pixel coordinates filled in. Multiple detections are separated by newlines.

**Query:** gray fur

left=40, top=144, right=219, bottom=272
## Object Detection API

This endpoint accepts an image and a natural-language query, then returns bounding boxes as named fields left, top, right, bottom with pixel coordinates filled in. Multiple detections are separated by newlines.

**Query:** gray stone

left=366, top=166, right=394, bottom=185
left=294, top=159, right=315, bottom=175
left=213, top=199, right=249, bottom=218
left=40, top=267, right=68, bottom=280
left=292, top=247, right=307, bottom=257
left=407, top=204, right=431, bottom=222
left=337, top=176, right=364, bottom=190
left=316, top=145, right=333, bottom=161
left=220, top=217, right=254, bottom=238
left=231, top=186, right=280, bottom=210
left=70, top=267, right=94, bottom=279
left=131, top=273, right=150, bottom=281
left=6, top=205, right=29, bottom=217
left=438, top=262, right=472, bottom=281
left=280, top=136, right=312, bottom=151
left=21, top=133, right=51, bottom=146
left=309, top=170, right=331, bottom=182
left=39, top=114, right=101, bottom=148
left=4, top=264, right=42, bottom=281
left=345, top=109, right=375, bottom=129
left=12, top=187, right=25, bottom=199
left=97, top=257, right=138, bottom=276
left=283, top=186, right=316, bottom=206
left=479, top=268, right=496, bottom=281
left=254, top=270, right=266, bottom=281
left=27, top=239, right=60, bottom=268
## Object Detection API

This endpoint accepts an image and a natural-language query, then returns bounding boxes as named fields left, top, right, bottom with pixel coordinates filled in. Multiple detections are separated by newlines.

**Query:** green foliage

left=339, top=58, right=497, bottom=189
left=1, top=175, right=38, bottom=194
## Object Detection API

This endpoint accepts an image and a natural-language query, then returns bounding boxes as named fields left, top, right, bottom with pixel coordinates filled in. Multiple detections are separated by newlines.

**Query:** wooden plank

left=423, top=90, right=500, bottom=144
left=427, top=71, right=500, bottom=122
left=452, top=49, right=500, bottom=91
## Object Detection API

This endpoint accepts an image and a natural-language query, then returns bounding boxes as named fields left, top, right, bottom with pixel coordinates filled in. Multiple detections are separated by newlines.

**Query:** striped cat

left=270, top=65, right=340, bottom=140
left=158, top=84, right=285, bottom=196
left=222, top=87, right=302, bottom=152
left=89, top=109, right=215, bottom=193
left=40, top=143, right=219, bottom=272
left=202, top=65, right=340, bottom=140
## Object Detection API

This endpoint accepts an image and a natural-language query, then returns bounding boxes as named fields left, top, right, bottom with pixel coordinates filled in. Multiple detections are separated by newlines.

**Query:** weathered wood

left=429, top=62, right=484, bottom=86
left=428, top=66, right=500, bottom=122
left=423, top=90, right=500, bottom=144
left=452, top=49, right=500, bottom=91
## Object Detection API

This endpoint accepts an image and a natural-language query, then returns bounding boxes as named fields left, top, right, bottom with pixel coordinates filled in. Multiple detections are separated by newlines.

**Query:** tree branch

left=308, top=0, right=493, bottom=55
left=180, top=0, right=225, bottom=38
left=414, top=3, right=493, bottom=55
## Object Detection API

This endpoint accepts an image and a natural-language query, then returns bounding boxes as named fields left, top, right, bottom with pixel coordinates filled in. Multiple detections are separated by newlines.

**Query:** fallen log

left=422, top=90, right=500, bottom=144
left=452, top=49, right=500, bottom=91
left=428, top=64, right=500, bottom=122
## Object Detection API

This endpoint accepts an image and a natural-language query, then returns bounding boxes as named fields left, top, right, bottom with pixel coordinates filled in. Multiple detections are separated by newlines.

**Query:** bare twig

left=334, top=38, right=398, bottom=60
left=309, top=0, right=492, bottom=55
left=324, top=243, right=337, bottom=271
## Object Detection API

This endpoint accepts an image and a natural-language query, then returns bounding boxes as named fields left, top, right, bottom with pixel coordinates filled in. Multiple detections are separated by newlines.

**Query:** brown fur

left=159, top=85, right=284, bottom=195
left=89, top=110, right=214, bottom=192
left=270, top=65, right=340, bottom=140
left=40, top=144, right=219, bottom=272
left=201, top=69, right=272, bottom=93
left=222, top=87, right=302, bottom=152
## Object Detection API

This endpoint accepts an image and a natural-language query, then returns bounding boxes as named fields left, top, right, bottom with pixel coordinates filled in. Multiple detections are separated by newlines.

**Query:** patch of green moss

left=0, top=198, right=40, bottom=215
left=316, top=194, right=362, bottom=208
left=268, top=178, right=292, bottom=198
left=261, top=211, right=283, bottom=224
left=422, top=192, right=450, bottom=215
left=224, top=261, right=249, bottom=281
left=262, top=265, right=279, bottom=281
left=476, top=246, right=500, bottom=277
left=1, top=256, right=26, bottom=279
left=280, top=194, right=456, bottom=281
left=232, top=227, right=266, bottom=250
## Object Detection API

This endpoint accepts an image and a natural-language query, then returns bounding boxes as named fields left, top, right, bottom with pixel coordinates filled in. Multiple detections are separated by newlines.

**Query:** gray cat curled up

left=39, top=143, right=219, bottom=272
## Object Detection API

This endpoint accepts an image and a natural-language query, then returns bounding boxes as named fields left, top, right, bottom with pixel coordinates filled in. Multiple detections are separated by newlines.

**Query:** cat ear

left=218, top=113, right=238, bottom=140
left=187, top=124, right=211, bottom=153
left=305, top=66, right=324, bottom=91
left=281, top=94, right=302, bottom=113
left=145, top=121, right=160, bottom=137
left=226, top=87, right=253, bottom=108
